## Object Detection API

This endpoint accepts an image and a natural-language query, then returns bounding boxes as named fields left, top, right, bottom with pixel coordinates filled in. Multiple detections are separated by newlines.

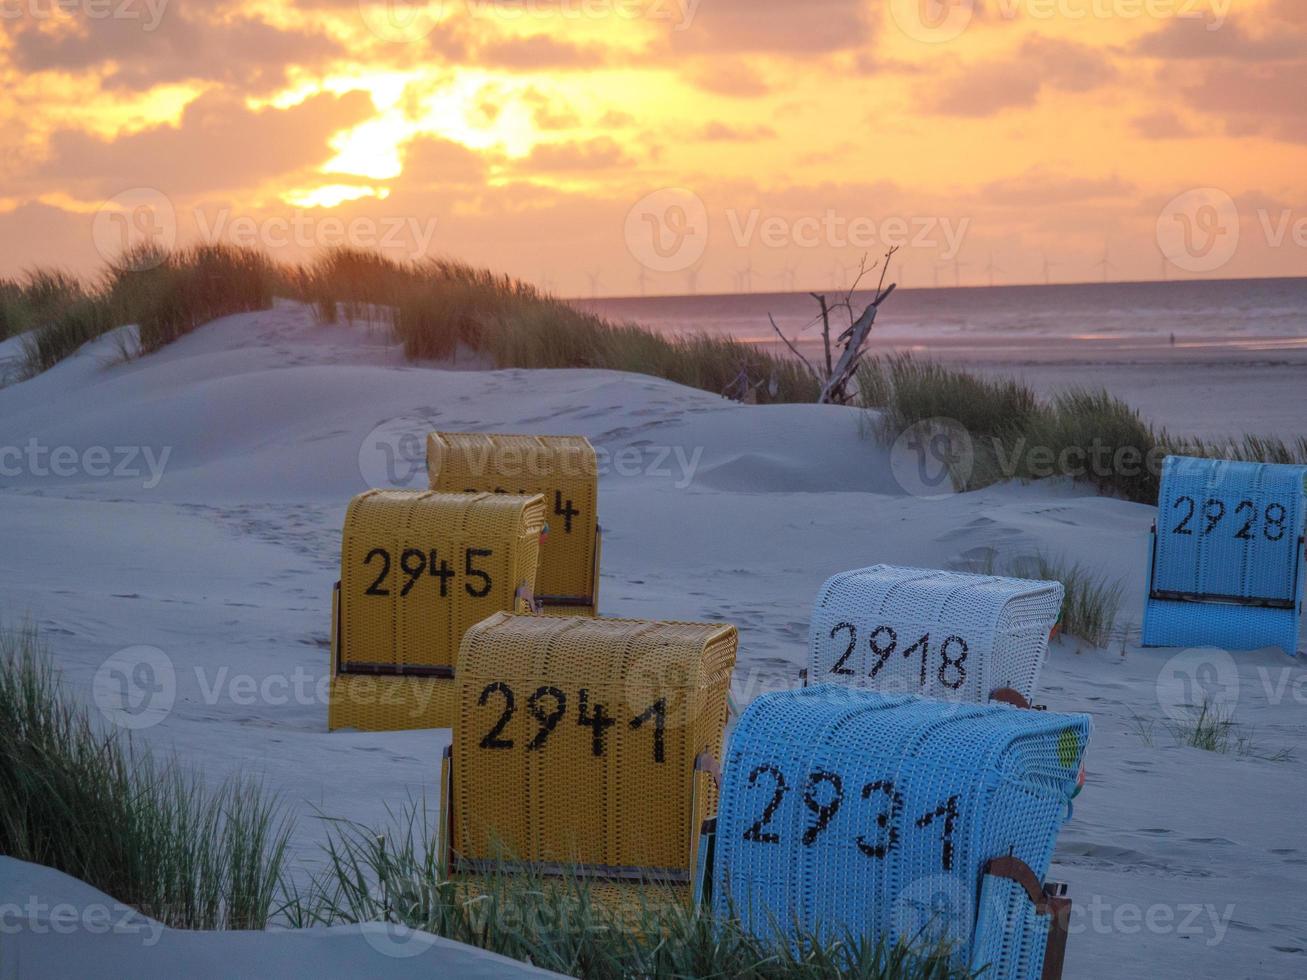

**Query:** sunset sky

left=2, top=0, right=1305, bottom=294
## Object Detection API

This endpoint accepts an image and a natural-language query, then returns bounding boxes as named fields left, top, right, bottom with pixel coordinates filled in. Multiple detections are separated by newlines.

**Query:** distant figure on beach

left=1170, top=332, right=1176, bottom=346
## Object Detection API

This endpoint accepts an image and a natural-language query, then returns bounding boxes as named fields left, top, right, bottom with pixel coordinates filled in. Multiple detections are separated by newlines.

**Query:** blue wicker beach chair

left=1142, top=456, right=1307, bottom=656
left=711, top=686, right=1090, bottom=980
left=807, top=565, right=1064, bottom=706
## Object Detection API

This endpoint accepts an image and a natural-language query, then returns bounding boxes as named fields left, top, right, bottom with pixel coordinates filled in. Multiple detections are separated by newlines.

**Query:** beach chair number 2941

left=475, top=681, right=667, bottom=761
left=740, top=762, right=964, bottom=872
left=828, top=622, right=970, bottom=690
left=1169, top=496, right=1289, bottom=541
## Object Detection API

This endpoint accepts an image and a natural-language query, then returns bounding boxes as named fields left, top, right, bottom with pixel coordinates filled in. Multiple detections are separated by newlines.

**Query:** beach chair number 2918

left=1170, top=496, right=1288, bottom=541
left=828, top=622, right=970, bottom=689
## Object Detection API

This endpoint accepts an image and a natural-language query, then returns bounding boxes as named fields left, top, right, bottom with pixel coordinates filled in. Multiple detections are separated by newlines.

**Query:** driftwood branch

left=760, top=247, right=899, bottom=405
left=768, top=314, right=821, bottom=378
left=808, top=292, right=833, bottom=377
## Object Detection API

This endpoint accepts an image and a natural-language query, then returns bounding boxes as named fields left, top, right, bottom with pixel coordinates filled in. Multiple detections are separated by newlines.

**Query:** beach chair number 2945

left=475, top=681, right=667, bottom=761
left=360, top=546, right=495, bottom=597
left=828, top=622, right=970, bottom=689
left=1169, top=496, right=1289, bottom=541
left=741, top=763, right=963, bottom=871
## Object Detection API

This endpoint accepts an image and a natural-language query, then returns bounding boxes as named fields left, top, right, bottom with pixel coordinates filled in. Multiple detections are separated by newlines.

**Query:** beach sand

left=0, top=302, right=1303, bottom=977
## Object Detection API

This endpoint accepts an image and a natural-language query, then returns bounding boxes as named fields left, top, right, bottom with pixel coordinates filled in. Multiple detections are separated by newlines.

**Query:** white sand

left=0, top=303, right=1303, bottom=978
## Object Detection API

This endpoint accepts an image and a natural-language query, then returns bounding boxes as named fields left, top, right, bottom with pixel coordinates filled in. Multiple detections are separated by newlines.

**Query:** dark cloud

left=688, top=61, right=773, bottom=97
left=926, top=36, right=1117, bottom=116
left=1131, top=19, right=1303, bottom=62
left=0, top=201, right=101, bottom=274
left=1131, top=110, right=1197, bottom=139
left=476, top=34, right=607, bottom=69
left=517, top=137, right=634, bottom=171
left=1176, top=60, right=1307, bottom=143
left=699, top=121, right=777, bottom=141
left=666, top=0, right=874, bottom=54
left=401, top=136, right=490, bottom=184
left=40, top=90, right=376, bottom=198
left=6, top=7, right=343, bottom=93
left=980, top=170, right=1134, bottom=208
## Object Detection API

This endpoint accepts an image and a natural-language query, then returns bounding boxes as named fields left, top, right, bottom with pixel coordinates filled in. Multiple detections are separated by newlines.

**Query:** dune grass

left=972, top=551, right=1125, bottom=648
left=1020, top=555, right=1124, bottom=648
left=283, top=800, right=972, bottom=980
left=294, top=247, right=819, bottom=402
left=4, top=622, right=968, bottom=974
left=860, top=353, right=1307, bottom=503
left=0, top=622, right=291, bottom=930
left=16, top=245, right=817, bottom=403
left=0, top=268, right=84, bottom=342
left=15, top=244, right=276, bottom=375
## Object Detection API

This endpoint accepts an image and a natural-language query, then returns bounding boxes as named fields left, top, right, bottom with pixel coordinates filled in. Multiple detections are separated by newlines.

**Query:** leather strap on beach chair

left=982, top=857, right=1072, bottom=980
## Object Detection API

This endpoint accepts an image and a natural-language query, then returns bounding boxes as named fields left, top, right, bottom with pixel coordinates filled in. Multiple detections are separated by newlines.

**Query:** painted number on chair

left=473, top=681, right=666, bottom=762
left=360, top=546, right=494, bottom=597
left=739, top=762, right=961, bottom=871
left=462, top=486, right=581, bottom=534
left=828, top=621, right=969, bottom=690
left=1169, top=496, right=1290, bottom=542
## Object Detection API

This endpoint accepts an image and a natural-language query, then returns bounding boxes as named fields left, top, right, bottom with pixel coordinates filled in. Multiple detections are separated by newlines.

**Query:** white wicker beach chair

left=806, top=565, right=1064, bottom=705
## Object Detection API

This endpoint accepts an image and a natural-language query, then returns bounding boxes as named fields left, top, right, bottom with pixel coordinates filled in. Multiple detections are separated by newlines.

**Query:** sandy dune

left=1, top=303, right=1304, bottom=978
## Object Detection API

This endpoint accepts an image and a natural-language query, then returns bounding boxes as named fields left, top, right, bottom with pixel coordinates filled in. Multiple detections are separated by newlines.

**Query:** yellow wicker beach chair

left=441, top=613, right=737, bottom=908
left=328, top=490, right=545, bottom=732
left=427, top=433, right=601, bottom=616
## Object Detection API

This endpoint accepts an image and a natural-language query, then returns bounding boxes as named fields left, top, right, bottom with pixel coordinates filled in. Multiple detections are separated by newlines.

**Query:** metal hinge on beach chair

left=711, top=686, right=1091, bottom=980
left=428, top=432, right=603, bottom=617
left=327, top=490, right=545, bottom=732
left=440, top=613, right=737, bottom=909
left=804, top=565, right=1065, bottom=704
left=1142, top=456, right=1307, bottom=657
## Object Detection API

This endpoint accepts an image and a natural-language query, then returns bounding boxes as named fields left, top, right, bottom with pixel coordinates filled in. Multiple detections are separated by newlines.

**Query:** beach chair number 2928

left=1168, top=496, right=1289, bottom=541
left=827, top=621, right=970, bottom=690
left=740, top=762, right=964, bottom=871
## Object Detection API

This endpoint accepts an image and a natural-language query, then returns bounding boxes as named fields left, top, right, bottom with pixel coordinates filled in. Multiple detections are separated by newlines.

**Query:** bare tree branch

left=768, top=313, right=821, bottom=378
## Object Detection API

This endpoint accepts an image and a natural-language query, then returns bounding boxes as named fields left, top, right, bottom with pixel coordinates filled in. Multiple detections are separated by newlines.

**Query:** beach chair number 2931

left=1169, top=496, right=1289, bottom=541
left=741, top=762, right=964, bottom=872
left=828, top=622, right=970, bottom=690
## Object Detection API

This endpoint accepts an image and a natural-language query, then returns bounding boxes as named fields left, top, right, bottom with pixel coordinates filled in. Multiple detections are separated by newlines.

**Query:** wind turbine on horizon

left=1092, top=241, right=1114, bottom=284
left=683, top=266, right=699, bottom=296
left=772, top=261, right=799, bottom=292
left=634, top=265, right=649, bottom=296
left=950, top=254, right=968, bottom=288
left=736, top=258, right=756, bottom=293
left=1040, top=248, right=1059, bottom=286
left=981, top=250, right=1003, bottom=288
left=586, top=269, right=604, bottom=298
